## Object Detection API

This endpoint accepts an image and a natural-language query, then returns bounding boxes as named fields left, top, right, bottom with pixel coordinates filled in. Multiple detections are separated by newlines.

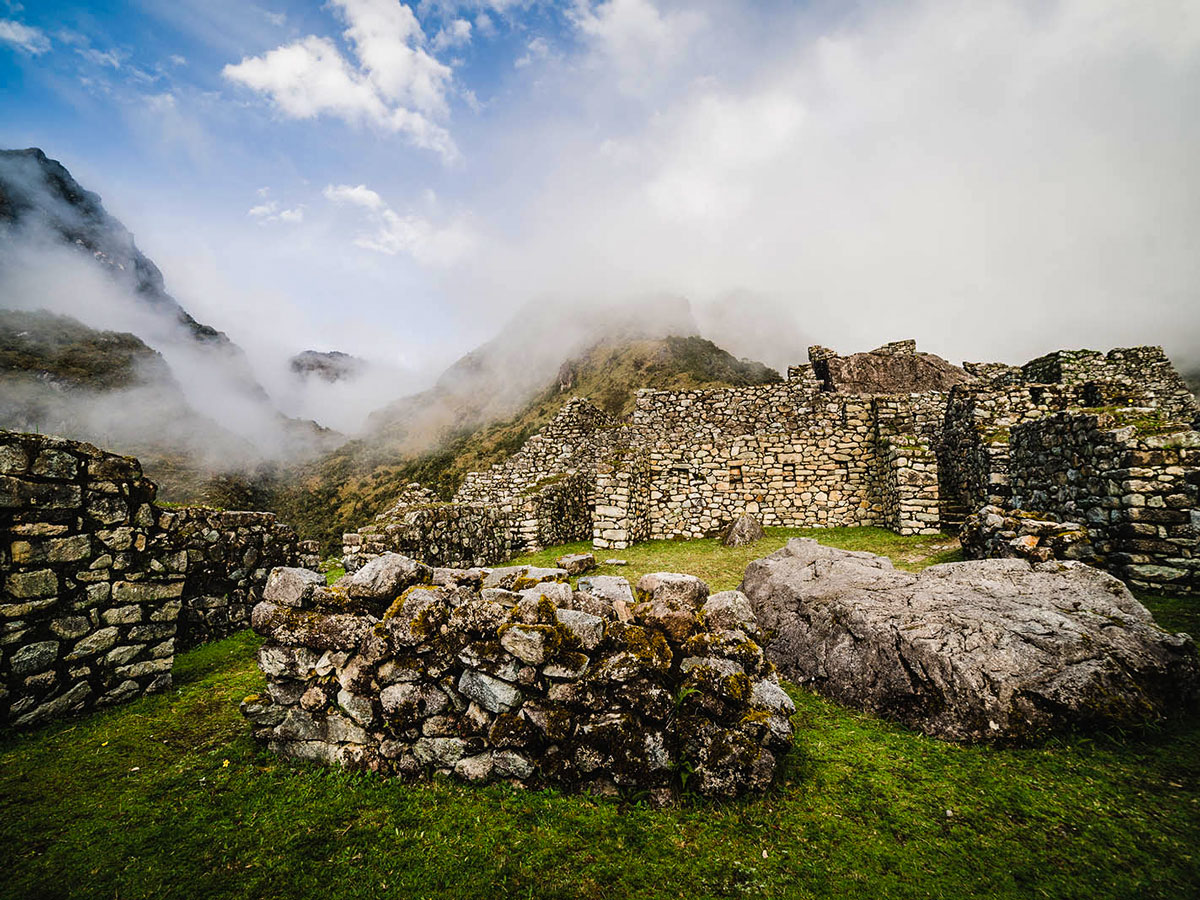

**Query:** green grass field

left=2, top=528, right=1197, bottom=900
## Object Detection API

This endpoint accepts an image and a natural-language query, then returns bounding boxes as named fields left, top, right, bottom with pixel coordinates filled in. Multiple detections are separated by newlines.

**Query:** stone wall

left=1007, top=411, right=1199, bottom=593
left=243, top=558, right=796, bottom=802
left=1, top=431, right=182, bottom=726
left=880, top=436, right=941, bottom=536
left=163, top=507, right=318, bottom=649
left=2, top=429, right=312, bottom=726
left=343, top=502, right=510, bottom=572
left=592, top=447, right=651, bottom=551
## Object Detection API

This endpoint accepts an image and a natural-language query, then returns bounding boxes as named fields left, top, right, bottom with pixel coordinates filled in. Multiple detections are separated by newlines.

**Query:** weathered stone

left=263, top=567, right=326, bottom=609
left=743, top=538, right=1200, bottom=743
left=66, top=627, right=120, bottom=660
left=576, top=575, right=635, bottom=607
left=701, top=591, right=757, bottom=633
left=556, top=552, right=596, bottom=575
left=11, top=641, right=59, bottom=676
left=5, top=569, right=57, bottom=599
left=721, top=515, right=765, bottom=547
left=555, top=608, right=605, bottom=650
left=458, top=669, right=522, bottom=714
left=345, top=553, right=432, bottom=602
left=634, top=573, right=710, bottom=642
left=500, top=626, right=547, bottom=664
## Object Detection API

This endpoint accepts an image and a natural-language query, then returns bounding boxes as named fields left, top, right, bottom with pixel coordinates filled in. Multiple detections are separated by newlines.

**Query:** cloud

left=432, top=17, right=471, bottom=51
left=0, top=18, right=49, bottom=54
left=222, top=0, right=459, bottom=161
left=248, top=198, right=305, bottom=224
left=568, top=0, right=705, bottom=91
left=325, top=182, right=473, bottom=265
left=514, top=35, right=549, bottom=69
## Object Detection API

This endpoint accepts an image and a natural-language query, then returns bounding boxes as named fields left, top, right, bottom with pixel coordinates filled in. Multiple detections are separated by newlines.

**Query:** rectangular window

left=729, top=465, right=743, bottom=486
left=783, top=463, right=795, bottom=482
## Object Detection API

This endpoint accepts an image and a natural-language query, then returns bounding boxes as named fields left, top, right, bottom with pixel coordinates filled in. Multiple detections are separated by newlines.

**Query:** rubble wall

left=244, top=562, right=795, bottom=802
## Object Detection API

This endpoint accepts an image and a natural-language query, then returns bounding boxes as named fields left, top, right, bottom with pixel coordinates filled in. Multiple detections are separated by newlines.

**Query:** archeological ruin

left=0, top=430, right=317, bottom=727
left=347, top=340, right=1199, bottom=595
left=243, top=554, right=795, bottom=802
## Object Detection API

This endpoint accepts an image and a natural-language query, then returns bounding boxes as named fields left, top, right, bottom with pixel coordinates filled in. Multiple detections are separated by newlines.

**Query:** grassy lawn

left=2, top=528, right=1197, bottom=900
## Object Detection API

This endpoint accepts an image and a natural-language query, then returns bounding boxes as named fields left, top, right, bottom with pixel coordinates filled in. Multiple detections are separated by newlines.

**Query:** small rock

left=722, top=514, right=765, bottom=547
left=556, top=552, right=596, bottom=576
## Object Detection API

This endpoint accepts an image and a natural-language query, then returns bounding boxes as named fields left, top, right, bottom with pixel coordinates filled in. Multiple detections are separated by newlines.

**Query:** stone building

left=351, top=341, right=1199, bottom=595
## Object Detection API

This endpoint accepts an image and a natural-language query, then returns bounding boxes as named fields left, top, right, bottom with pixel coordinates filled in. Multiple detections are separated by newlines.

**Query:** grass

left=2, top=528, right=1198, bottom=900
left=511, top=526, right=966, bottom=591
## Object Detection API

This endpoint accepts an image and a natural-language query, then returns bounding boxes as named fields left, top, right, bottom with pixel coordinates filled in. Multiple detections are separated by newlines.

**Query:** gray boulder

left=722, top=514, right=765, bottom=547
left=741, top=538, right=1199, bottom=744
left=345, top=553, right=432, bottom=602
left=556, top=552, right=596, bottom=575
left=264, top=567, right=325, bottom=609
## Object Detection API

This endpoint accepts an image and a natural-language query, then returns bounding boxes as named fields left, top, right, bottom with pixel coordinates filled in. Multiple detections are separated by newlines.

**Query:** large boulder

left=741, top=538, right=1199, bottom=744
left=721, top=515, right=765, bottom=547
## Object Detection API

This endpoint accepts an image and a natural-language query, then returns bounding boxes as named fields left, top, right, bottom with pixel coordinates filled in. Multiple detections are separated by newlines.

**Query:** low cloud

left=324, top=182, right=473, bottom=265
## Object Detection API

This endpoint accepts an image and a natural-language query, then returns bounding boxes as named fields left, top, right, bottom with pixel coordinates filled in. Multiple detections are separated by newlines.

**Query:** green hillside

left=270, top=336, right=781, bottom=553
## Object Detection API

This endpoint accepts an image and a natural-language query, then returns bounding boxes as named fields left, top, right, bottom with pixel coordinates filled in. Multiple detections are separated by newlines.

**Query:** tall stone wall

left=592, top=448, right=652, bottom=551
left=1008, top=411, right=1199, bottom=593
left=1, top=432, right=182, bottom=726
left=1, top=430, right=312, bottom=726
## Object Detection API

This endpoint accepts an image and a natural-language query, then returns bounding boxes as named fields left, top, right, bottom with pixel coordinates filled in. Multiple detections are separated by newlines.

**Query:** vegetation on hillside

left=270, top=336, right=782, bottom=553
left=2, top=528, right=1196, bottom=900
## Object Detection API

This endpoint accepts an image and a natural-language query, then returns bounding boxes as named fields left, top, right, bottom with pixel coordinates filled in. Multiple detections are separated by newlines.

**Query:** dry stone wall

left=1007, top=412, right=1199, bottom=593
left=1, top=430, right=311, bottom=726
left=243, top=556, right=796, bottom=802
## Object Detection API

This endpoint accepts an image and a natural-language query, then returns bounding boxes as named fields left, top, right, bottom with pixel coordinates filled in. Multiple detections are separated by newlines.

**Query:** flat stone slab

left=741, top=538, right=1200, bottom=744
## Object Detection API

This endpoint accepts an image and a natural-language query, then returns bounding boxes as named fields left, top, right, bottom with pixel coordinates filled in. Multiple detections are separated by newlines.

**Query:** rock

left=500, top=626, right=547, bottom=664
left=604, top=559, right=628, bottom=566
left=701, top=590, right=757, bottom=633
left=11, top=641, right=59, bottom=676
left=721, top=515, right=765, bottom=547
left=263, top=567, right=325, bottom=609
left=634, top=573, right=710, bottom=642
left=345, top=553, right=432, bottom=602
left=742, top=538, right=1200, bottom=743
left=458, top=669, right=523, bottom=714
left=556, top=552, right=596, bottom=575
left=577, top=575, right=635, bottom=607
left=555, top=608, right=605, bottom=650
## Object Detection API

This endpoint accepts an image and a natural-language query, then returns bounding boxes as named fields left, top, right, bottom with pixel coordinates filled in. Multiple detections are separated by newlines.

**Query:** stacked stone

left=961, top=505, right=1096, bottom=563
left=163, top=507, right=314, bottom=649
left=1, top=431, right=182, bottom=726
left=243, top=554, right=795, bottom=802
left=343, top=502, right=510, bottom=572
left=1008, top=411, right=1198, bottom=593
left=880, top=437, right=941, bottom=536
left=592, top=449, right=651, bottom=551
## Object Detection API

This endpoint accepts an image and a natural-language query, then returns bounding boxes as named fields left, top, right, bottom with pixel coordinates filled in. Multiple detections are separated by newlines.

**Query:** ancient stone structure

left=1, top=430, right=316, bottom=726
left=352, top=341, right=1197, bottom=596
left=941, top=348, right=1199, bottom=593
left=742, top=538, right=1199, bottom=744
left=243, top=554, right=795, bottom=802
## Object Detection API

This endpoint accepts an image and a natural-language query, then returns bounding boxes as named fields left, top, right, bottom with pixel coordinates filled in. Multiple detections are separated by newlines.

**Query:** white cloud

left=323, top=183, right=385, bottom=209
left=248, top=198, right=305, bottom=224
left=568, top=0, right=705, bottom=91
left=0, top=18, right=49, bottom=54
left=325, top=182, right=474, bottom=265
left=223, top=0, right=459, bottom=161
left=514, top=35, right=549, bottom=69
left=433, top=17, right=472, bottom=51
left=77, top=46, right=122, bottom=68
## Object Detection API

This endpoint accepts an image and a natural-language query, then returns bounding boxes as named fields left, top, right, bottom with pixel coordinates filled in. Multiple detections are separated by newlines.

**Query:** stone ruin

left=0, top=429, right=318, bottom=727
left=243, top=553, right=795, bottom=802
left=348, top=340, right=1199, bottom=595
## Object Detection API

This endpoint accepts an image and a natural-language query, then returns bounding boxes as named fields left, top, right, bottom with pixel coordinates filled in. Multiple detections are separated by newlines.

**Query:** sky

left=2, top=0, right=1199, bottom=398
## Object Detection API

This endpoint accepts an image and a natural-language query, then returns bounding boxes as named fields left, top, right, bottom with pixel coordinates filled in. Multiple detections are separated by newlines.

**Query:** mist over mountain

left=0, top=148, right=341, bottom=498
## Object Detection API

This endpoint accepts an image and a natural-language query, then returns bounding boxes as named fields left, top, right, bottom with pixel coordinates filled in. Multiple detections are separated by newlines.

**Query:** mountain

left=289, top=350, right=366, bottom=383
left=271, top=334, right=781, bottom=553
left=0, top=149, right=342, bottom=498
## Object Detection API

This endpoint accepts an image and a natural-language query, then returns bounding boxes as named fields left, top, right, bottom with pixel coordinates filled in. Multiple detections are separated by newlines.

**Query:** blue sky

left=2, top=0, right=1199, bottom=393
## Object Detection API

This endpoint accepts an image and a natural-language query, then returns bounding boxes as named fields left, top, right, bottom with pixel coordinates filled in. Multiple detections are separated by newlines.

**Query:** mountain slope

left=272, top=335, right=781, bottom=553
